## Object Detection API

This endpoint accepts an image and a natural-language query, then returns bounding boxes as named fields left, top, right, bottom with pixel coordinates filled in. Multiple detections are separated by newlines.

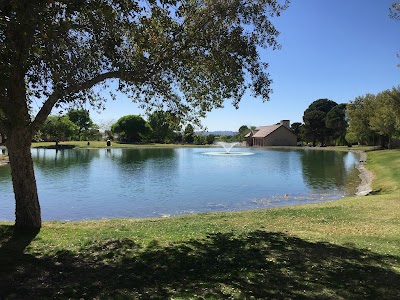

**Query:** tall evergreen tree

left=302, top=99, right=338, bottom=146
left=326, top=104, right=348, bottom=145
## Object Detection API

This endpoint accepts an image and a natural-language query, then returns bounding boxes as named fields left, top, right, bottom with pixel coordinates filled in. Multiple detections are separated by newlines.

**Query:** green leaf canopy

left=0, top=0, right=289, bottom=132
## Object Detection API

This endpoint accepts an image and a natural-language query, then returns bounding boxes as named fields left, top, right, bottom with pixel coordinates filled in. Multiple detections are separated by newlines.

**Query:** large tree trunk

left=6, top=127, right=41, bottom=230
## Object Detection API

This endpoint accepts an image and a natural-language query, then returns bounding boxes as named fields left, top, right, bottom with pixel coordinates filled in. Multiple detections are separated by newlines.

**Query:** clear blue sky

left=88, top=0, right=399, bottom=131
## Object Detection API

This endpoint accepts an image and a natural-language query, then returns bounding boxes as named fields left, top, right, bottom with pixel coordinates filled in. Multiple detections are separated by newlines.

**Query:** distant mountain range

left=196, top=131, right=238, bottom=136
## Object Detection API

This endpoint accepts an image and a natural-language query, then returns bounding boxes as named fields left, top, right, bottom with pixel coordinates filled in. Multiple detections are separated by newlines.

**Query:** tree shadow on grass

left=0, top=225, right=40, bottom=297
left=1, top=226, right=400, bottom=299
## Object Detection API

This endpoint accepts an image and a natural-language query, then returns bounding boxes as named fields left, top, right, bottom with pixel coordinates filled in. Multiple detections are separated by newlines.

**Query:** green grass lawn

left=1, top=149, right=400, bottom=299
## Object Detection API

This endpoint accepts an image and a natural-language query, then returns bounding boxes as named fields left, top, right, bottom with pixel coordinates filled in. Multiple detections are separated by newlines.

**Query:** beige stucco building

left=245, top=120, right=297, bottom=147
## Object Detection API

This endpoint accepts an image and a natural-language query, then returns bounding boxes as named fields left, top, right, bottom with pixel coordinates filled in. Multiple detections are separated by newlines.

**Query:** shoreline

left=355, top=151, right=373, bottom=196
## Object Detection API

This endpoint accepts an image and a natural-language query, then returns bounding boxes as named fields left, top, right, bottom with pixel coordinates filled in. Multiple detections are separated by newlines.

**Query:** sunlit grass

left=366, top=149, right=400, bottom=193
left=27, top=194, right=400, bottom=258
left=1, top=148, right=400, bottom=298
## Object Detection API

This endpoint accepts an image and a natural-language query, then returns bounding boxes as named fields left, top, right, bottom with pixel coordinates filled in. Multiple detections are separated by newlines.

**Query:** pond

left=0, top=147, right=361, bottom=221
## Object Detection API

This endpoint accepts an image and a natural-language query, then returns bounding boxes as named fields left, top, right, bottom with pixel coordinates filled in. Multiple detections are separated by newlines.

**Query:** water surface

left=0, top=147, right=360, bottom=221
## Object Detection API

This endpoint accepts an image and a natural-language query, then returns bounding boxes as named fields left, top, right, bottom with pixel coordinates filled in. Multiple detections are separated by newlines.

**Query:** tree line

left=111, top=119, right=265, bottom=145
left=346, top=87, right=400, bottom=148
left=36, top=109, right=100, bottom=144
left=288, top=87, right=400, bottom=148
left=39, top=110, right=259, bottom=146
left=109, top=112, right=203, bottom=144
left=42, top=88, right=400, bottom=150
left=38, top=110, right=218, bottom=145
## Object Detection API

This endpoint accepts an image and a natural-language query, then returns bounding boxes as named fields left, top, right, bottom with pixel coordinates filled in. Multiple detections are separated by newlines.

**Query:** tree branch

left=30, top=70, right=141, bottom=132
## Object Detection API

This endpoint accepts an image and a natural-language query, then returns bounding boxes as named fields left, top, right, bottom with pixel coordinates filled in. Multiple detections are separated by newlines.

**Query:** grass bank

left=1, top=149, right=400, bottom=299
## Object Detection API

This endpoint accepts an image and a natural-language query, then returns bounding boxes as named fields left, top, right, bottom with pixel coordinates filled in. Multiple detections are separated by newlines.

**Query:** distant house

left=245, top=120, right=297, bottom=147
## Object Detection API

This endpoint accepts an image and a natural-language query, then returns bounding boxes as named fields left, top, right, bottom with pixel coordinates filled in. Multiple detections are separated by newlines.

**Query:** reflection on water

left=300, top=149, right=359, bottom=192
left=32, top=148, right=99, bottom=174
left=0, top=148, right=360, bottom=221
left=0, top=163, right=10, bottom=181
left=109, top=148, right=176, bottom=164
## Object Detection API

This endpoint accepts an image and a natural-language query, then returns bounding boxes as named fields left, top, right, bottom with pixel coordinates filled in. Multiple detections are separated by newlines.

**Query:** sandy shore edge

left=355, top=151, right=373, bottom=196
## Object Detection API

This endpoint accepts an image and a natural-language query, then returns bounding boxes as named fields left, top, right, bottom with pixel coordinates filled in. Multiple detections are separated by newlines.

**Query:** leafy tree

left=218, top=135, right=233, bottom=142
left=81, top=125, right=102, bottom=141
left=174, top=133, right=183, bottom=144
left=111, top=115, right=149, bottom=143
left=346, top=87, right=400, bottom=148
left=238, top=125, right=250, bottom=136
left=290, top=122, right=303, bottom=142
left=194, top=134, right=207, bottom=145
left=326, top=104, right=348, bottom=145
left=302, top=110, right=326, bottom=146
left=346, top=94, right=379, bottom=145
left=184, top=124, right=195, bottom=144
left=391, top=86, right=400, bottom=130
left=66, top=109, right=94, bottom=140
left=302, top=99, right=338, bottom=146
left=369, top=88, right=400, bottom=148
left=41, top=116, right=77, bottom=145
left=236, top=125, right=251, bottom=141
left=32, top=130, right=43, bottom=143
left=206, top=134, right=216, bottom=145
left=307, top=99, right=338, bottom=114
left=147, top=110, right=181, bottom=143
left=0, top=0, right=288, bottom=229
